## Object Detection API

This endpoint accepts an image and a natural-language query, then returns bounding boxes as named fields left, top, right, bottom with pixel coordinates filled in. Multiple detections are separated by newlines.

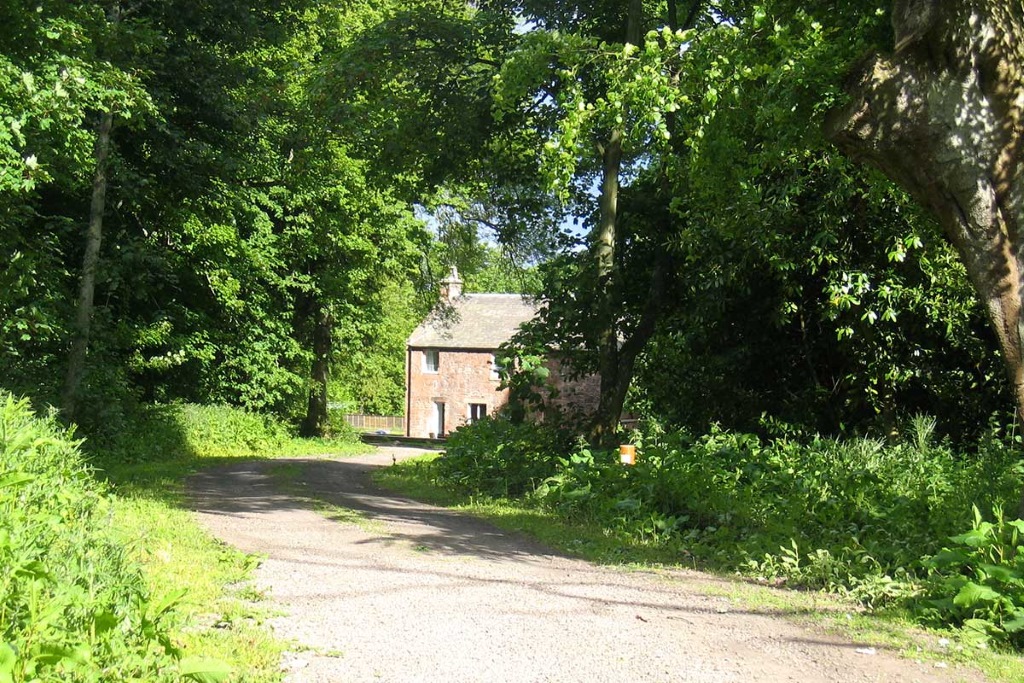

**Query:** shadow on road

left=189, top=453, right=557, bottom=561
left=188, top=452, right=833, bottom=624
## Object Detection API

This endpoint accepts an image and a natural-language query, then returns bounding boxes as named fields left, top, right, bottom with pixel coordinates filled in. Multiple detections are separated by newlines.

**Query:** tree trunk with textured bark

left=300, top=299, right=333, bottom=438
left=826, top=0, right=1024, bottom=428
left=589, top=0, right=646, bottom=448
left=61, top=109, right=114, bottom=421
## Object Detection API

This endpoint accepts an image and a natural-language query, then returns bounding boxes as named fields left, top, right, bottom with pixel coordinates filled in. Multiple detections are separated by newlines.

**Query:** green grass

left=109, top=491, right=283, bottom=681
left=265, top=461, right=385, bottom=534
left=374, top=453, right=1024, bottom=682
left=90, top=403, right=373, bottom=682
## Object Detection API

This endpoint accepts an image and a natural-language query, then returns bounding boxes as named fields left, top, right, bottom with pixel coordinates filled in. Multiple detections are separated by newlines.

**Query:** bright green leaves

left=0, top=643, right=14, bottom=683
left=179, top=657, right=232, bottom=683
left=493, top=23, right=690, bottom=200
left=921, top=505, right=1024, bottom=647
left=0, top=393, right=210, bottom=681
left=0, top=1, right=156, bottom=191
left=953, top=581, right=1002, bottom=608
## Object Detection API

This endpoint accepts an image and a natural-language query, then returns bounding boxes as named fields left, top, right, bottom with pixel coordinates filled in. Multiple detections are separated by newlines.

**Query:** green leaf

left=34, top=644, right=86, bottom=667
left=179, top=657, right=232, bottom=683
left=978, top=563, right=1022, bottom=584
left=148, top=588, right=187, bottom=620
left=961, top=618, right=998, bottom=647
left=15, top=560, right=50, bottom=580
left=0, top=472, right=34, bottom=489
left=1002, top=612, right=1024, bottom=633
left=92, top=610, right=118, bottom=635
left=949, top=525, right=993, bottom=548
left=0, top=643, right=16, bottom=683
left=925, top=548, right=969, bottom=567
left=952, top=581, right=1001, bottom=608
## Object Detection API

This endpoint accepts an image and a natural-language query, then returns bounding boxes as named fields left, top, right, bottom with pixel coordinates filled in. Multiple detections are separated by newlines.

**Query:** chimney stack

left=440, top=266, right=463, bottom=301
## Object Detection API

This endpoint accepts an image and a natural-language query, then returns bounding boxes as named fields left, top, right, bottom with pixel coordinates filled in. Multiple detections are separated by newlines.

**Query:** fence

left=342, top=414, right=404, bottom=433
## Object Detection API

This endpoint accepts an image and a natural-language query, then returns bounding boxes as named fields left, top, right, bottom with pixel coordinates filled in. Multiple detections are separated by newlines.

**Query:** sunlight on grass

left=111, top=492, right=284, bottom=681
left=90, top=403, right=374, bottom=683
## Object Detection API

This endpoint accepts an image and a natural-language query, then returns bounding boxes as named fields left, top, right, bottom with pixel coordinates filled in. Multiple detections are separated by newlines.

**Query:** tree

left=827, top=1, right=1024, bottom=428
left=487, top=0, right=709, bottom=444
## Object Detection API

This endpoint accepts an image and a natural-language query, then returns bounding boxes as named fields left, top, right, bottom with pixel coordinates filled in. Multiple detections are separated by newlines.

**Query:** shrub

left=92, top=402, right=292, bottom=465
left=437, top=416, right=573, bottom=496
left=917, top=504, right=1024, bottom=648
left=0, top=392, right=216, bottom=682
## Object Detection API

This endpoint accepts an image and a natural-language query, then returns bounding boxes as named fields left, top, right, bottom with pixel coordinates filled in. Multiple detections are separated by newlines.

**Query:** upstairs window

left=490, top=354, right=502, bottom=381
left=423, top=349, right=439, bottom=373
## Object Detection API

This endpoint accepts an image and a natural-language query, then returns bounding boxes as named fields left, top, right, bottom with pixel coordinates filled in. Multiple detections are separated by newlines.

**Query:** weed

left=0, top=392, right=227, bottom=682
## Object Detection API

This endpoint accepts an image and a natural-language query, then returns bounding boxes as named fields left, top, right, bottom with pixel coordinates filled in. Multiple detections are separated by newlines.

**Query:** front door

left=433, top=401, right=446, bottom=438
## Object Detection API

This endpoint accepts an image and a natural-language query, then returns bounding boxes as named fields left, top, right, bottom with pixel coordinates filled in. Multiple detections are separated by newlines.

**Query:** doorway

left=432, top=401, right=446, bottom=438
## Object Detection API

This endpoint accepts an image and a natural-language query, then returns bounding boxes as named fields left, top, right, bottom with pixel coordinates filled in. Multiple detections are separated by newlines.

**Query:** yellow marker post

left=619, top=444, right=636, bottom=466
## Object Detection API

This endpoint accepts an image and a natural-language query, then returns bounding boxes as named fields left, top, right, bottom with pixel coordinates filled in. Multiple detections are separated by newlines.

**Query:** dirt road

left=189, top=447, right=981, bottom=682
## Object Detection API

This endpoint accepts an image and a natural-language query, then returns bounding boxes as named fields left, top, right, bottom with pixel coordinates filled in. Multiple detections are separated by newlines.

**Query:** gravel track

left=189, top=447, right=984, bottom=683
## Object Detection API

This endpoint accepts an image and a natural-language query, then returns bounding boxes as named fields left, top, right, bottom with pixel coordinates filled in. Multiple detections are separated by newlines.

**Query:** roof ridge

left=462, top=292, right=532, bottom=297
left=408, top=291, right=538, bottom=349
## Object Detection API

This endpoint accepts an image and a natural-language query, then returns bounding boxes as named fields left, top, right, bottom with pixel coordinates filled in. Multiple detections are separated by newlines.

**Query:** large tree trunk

left=588, top=0, right=701, bottom=446
left=300, top=299, right=333, bottom=438
left=826, top=1, right=1024, bottom=423
left=589, top=0, right=645, bottom=447
left=61, top=109, right=114, bottom=421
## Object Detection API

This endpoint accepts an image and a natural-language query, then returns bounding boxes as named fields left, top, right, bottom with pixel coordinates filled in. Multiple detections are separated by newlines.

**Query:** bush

left=542, top=422, right=1021, bottom=592
left=0, top=392, right=211, bottom=682
left=917, top=504, right=1024, bottom=648
left=437, top=416, right=573, bottom=496
left=435, top=413, right=1024, bottom=646
left=91, top=402, right=292, bottom=466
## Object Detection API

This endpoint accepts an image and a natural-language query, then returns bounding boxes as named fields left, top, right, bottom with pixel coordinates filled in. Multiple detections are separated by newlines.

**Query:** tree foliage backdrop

left=1, top=0, right=1020, bottom=448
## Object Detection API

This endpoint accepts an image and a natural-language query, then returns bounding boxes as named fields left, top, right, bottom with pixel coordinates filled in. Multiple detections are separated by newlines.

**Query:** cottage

left=405, top=268, right=536, bottom=438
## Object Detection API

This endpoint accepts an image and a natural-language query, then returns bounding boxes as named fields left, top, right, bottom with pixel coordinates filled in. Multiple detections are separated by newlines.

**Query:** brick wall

left=406, top=348, right=509, bottom=438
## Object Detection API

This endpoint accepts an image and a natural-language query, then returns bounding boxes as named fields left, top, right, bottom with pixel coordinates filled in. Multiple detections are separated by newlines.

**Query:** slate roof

left=408, top=293, right=537, bottom=350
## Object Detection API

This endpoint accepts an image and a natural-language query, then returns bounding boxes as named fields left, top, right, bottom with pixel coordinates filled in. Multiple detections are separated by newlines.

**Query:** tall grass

left=0, top=393, right=219, bottom=682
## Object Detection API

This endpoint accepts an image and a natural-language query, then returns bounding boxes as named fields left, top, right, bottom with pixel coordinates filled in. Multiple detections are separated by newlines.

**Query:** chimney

left=440, top=266, right=463, bottom=301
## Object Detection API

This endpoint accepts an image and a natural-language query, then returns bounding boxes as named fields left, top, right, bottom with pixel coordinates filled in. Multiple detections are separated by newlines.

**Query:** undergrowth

left=2, top=393, right=367, bottom=683
left=424, top=414, right=1024, bottom=650
left=0, top=393, right=226, bottom=682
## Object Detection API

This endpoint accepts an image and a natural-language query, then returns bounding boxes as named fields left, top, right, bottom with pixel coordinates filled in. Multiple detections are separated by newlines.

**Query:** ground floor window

left=468, top=403, right=487, bottom=423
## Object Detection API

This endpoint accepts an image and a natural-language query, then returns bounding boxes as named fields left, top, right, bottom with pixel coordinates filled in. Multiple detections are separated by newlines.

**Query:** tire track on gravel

left=189, top=447, right=983, bottom=683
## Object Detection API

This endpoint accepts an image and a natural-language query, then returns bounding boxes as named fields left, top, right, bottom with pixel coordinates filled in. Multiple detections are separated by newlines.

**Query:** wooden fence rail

left=342, top=414, right=404, bottom=433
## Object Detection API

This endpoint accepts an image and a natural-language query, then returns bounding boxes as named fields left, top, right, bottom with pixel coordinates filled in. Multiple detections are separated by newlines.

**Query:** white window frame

left=423, top=349, right=439, bottom=374
left=490, top=354, right=502, bottom=381
left=468, top=403, right=487, bottom=423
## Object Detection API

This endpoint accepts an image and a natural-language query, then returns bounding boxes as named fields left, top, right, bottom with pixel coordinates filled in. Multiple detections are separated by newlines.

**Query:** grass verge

left=94, top=405, right=372, bottom=682
left=373, top=453, right=1024, bottom=683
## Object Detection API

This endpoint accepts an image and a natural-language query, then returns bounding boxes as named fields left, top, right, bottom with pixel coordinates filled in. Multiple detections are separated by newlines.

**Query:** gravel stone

left=189, top=447, right=986, bottom=683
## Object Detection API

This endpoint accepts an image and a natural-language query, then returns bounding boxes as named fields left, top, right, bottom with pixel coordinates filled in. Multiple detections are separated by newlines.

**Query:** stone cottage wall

left=406, top=348, right=509, bottom=438
left=543, top=357, right=602, bottom=422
